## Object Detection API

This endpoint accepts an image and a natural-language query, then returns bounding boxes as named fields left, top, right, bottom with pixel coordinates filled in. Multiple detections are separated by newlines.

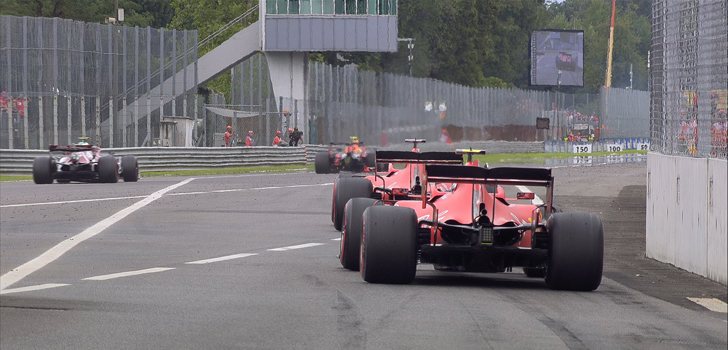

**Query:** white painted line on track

left=0, top=283, right=70, bottom=295
left=196, top=172, right=308, bottom=180
left=267, top=243, right=326, bottom=252
left=1, top=183, right=333, bottom=207
left=331, top=238, right=342, bottom=241
left=185, top=253, right=258, bottom=265
left=168, top=183, right=333, bottom=197
left=0, top=178, right=195, bottom=291
left=687, top=297, right=728, bottom=313
left=0, top=195, right=147, bottom=209
left=82, top=267, right=175, bottom=281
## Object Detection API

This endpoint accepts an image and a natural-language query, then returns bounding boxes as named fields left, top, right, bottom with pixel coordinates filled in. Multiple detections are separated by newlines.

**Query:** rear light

left=480, top=226, right=494, bottom=245
left=517, top=192, right=535, bottom=200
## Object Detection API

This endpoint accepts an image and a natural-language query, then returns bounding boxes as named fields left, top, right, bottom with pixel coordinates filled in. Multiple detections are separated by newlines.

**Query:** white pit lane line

left=0, top=283, right=70, bottom=295
left=185, top=253, right=258, bottom=265
left=0, top=178, right=196, bottom=291
left=82, top=267, right=175, bottom=281
left=1, top=183, right=333, bottom=208
left=687, top=297, right=728, bottom=313
left=0, top=195, right=148, bottom=208
left=167, top=182, right=333, bottom=197
left=268, top=243, right=326, bottom=252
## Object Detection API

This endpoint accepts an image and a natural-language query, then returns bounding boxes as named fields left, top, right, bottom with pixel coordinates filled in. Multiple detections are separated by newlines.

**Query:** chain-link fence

left=650, top=0, right=728, bottom=159
left=0, top=15, right=199, bottom=149
left=304, top=62, right=649, bottom=145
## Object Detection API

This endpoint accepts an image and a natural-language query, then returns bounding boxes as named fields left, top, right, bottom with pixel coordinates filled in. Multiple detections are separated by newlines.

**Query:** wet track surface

left=1, top=164, right=726, bottom=349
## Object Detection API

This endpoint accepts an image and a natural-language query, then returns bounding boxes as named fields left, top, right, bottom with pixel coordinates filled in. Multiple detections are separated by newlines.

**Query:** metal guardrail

left=0, top=146, right=318, bottom=174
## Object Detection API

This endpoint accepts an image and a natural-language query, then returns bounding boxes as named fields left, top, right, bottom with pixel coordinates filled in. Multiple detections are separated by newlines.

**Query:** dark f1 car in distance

left=32, top=139, right=139, bottom=184
left=356, top=164, right=604, bottom=291
left=315, top=137, right=379, bottom=174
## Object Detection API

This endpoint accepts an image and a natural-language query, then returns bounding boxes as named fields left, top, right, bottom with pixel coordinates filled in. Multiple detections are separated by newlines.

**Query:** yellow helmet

left=350, top=136, right=360, bottom=144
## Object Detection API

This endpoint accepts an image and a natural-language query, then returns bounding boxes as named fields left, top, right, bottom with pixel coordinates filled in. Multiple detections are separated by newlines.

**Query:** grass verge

left=0, top=175, right=32, bottom=182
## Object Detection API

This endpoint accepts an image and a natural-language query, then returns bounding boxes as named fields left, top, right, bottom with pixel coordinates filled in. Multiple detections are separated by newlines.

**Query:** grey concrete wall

left=264, top=15, right=397, bottom=52
left=646, top=153, right=727, bottom=284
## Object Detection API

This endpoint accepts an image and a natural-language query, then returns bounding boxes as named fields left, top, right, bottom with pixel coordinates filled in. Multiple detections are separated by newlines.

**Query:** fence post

left=67, top=95, right=71, bottom=144
left=279, top=96, right=284, bottom=134
left=122, top=97, right=127, bottom=147
left=81, top=96, right=86, bottom=137
left=53, top=95, right=58, bottom=145
left=6, top=104, right=12, bottom=149
left=147, top=97, right=151, bottom=146
left=109, top=97, right=114, bottom=147
left=38, top=97, right=46, bottom=149
left=95, top=96, right=101, bottom=145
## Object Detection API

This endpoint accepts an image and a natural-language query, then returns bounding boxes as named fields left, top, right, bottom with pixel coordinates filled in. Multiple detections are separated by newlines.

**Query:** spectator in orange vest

left=224, top=125, right=232, bottom=147
left=272, top=130, right=283, bottom=146
left=245, top=130, right=255, bottom=146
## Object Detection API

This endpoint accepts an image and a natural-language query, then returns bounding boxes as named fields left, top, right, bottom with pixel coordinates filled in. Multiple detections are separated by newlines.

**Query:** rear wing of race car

left=422, top=164, right=554, bottom=213
left=49, top=144, right=95, bottom=152
left=455, top=148, right=487, bottom=164
left=375, top=151, right=463, bottom=165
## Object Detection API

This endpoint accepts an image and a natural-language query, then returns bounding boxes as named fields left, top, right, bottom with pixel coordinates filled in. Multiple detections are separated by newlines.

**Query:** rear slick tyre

left=340, top=198, right=377, bottom=271
left=98, top=156, right=118, bottom=183
left=121, top=156, right=139, bottom=182
left=32, top=156, right=55, bottom=184
left=314, top=152, right=330, bottom=174
left=360, top=206, right=417, bottom=284
left=333, top=177, right=372, bottom=231
left=546, top=212, right=603, bottom=291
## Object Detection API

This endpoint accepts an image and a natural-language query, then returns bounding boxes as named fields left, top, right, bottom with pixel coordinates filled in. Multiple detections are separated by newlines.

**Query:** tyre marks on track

left=334, top=290, right=367, bottom=350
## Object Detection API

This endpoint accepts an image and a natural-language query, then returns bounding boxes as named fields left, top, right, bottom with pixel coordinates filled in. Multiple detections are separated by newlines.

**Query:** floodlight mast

left=397, top=38, right=416, bottom=76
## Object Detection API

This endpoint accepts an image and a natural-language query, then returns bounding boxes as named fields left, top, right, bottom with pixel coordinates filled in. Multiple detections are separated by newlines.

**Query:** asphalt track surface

left=1, top=164, right=726, bottom=349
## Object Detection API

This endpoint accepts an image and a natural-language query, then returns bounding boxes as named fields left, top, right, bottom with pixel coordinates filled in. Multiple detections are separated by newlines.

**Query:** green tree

left=169, top=0, right=258, bottom=101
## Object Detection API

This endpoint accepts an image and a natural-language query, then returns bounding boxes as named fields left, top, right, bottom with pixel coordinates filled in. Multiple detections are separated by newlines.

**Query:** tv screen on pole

left=530, top=30, right=584, bottom=87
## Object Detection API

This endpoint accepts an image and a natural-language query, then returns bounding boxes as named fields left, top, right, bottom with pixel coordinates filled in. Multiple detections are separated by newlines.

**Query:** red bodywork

left=374, top=165, right=555, bottom=273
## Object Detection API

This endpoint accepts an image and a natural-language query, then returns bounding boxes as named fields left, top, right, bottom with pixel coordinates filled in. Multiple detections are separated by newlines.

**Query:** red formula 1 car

left=355, top=164, right=604, bottom=291
left=336, top=149, right=468, bottom=270
left=32, top=141, right=139, bottom=184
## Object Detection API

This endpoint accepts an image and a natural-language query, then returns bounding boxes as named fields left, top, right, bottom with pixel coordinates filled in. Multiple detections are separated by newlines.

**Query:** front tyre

left=121, top=156, right=139, bottom=182
left=98, top=156, right=118, bottom=183
left=340, top=198, right=378, bottom=270
left=546, top=212, right=603, bottom=291
left=360, top=206, right=418, bottom=284
left=32, top=156, right=55, bottom=184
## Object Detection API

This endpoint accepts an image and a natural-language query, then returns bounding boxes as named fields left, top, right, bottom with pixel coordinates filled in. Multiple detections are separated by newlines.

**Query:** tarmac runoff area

left=0, top=163, right=726, bottom=349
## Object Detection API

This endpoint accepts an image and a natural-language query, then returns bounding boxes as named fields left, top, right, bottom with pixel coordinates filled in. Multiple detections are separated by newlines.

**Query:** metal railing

left=0, top=144, right=309, bottom=174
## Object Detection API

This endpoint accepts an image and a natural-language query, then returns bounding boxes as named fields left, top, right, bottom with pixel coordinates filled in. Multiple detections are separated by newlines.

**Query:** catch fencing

left=226, top=58, right=650, bottom=147
left=650, top=0, right=727, bottom=159
left=2, top=14, right=652, bottom=150
left=0, top=15, right=200, bottom=149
